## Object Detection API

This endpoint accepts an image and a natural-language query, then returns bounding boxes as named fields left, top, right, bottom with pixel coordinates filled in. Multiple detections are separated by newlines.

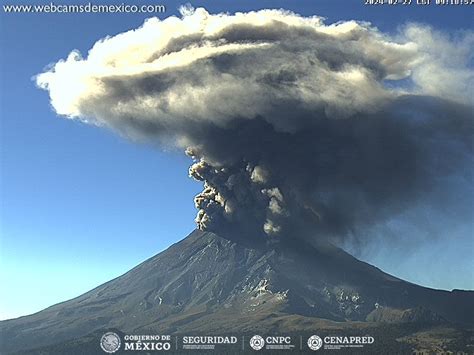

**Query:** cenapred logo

left=249, top=335, right=265, bottom=350
left=307, top=335, right=323, bottom=351
left=100, top=332, right=121, bottom=353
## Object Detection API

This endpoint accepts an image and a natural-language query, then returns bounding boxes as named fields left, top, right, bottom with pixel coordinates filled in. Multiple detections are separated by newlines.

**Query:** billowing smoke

left=36, top=7, right=473, bottom=243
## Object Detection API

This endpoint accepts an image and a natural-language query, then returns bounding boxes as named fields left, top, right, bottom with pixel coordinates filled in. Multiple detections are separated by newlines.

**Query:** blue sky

left=1, top=0, right=472, bottom=320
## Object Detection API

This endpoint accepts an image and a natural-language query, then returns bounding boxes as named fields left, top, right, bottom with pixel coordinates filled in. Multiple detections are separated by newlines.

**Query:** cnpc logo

left=249, top=335, right=265, bottom=350
left=249, top=335, right=293, bottom=350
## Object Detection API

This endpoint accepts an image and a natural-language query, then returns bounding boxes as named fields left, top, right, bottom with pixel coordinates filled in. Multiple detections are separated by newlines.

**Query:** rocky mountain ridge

left=1, top=230, right=472, bottom=354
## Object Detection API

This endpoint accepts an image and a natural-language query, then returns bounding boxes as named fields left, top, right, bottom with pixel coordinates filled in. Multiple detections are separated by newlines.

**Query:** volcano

left=1, top=230, right=473, bottom=354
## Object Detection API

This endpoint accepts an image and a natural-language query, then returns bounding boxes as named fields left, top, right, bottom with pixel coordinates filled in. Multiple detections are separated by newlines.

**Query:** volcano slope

left=1, top=230, right=473, bottom=354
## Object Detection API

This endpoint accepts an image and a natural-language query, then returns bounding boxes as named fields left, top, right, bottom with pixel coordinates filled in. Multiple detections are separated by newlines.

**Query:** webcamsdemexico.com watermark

left=3, top=2, right=166, bottom=14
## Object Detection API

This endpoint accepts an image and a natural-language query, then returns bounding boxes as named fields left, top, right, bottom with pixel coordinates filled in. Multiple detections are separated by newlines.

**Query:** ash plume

left=36, top=7, right=473, bottom=243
